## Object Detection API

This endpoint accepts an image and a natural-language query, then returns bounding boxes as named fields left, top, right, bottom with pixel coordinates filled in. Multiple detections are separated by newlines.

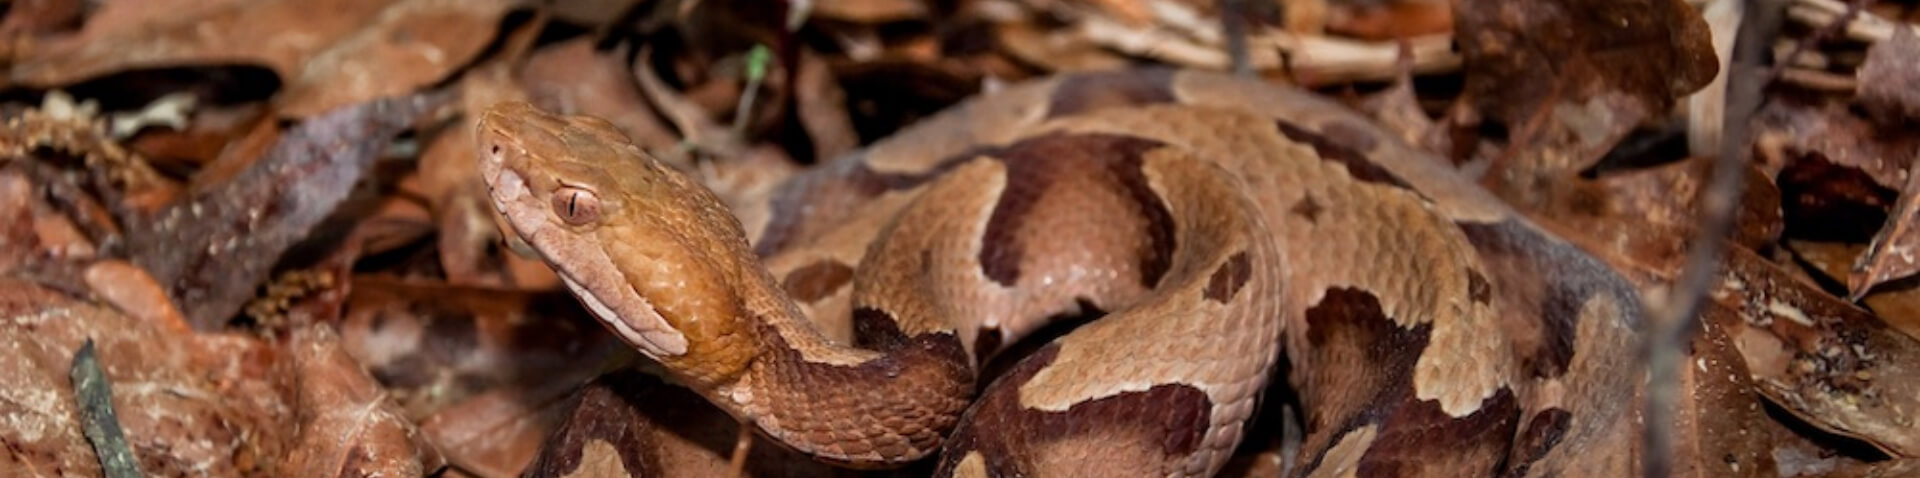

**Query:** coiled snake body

left=476, top=69, right=1646, bottom=477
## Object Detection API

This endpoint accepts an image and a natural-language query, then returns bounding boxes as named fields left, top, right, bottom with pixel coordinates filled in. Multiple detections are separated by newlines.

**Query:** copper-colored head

left=474, top=102, right=759, bottom=387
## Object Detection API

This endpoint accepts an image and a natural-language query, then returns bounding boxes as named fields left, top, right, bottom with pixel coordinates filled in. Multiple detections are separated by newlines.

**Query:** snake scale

left=476, top=68, right=1647, bottom=477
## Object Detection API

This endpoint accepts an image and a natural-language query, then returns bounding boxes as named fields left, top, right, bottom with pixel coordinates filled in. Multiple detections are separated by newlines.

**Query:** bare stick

left=1218, top=0, right=1254, bottom=76
left=72, top=339, right=144, bottom=478
left=728, top=422, right=754, bottom=478
left=1641, top=0, right=1787, bottom=476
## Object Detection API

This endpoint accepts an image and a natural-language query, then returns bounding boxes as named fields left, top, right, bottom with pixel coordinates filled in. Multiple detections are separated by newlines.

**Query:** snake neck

left=665, top=259, right=972, bottom=467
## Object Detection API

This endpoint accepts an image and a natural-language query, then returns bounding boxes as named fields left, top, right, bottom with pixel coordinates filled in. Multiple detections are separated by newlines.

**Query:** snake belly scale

left=476, top=68, right=1647, bottom=477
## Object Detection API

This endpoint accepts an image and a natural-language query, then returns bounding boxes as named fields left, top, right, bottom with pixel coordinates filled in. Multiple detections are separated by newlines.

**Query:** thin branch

left=1218, top=0, right=1254, bottom=76
left=72, top=339, right=144, bottom=478
left=1640, top=0, right=1787, bottom=476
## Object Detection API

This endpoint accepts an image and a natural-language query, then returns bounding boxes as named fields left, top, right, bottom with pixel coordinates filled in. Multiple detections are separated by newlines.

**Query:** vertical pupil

left=568, top=193, right=577, bottom=217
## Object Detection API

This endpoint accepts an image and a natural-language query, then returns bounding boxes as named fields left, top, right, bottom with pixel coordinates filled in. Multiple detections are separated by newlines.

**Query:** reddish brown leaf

left=1453, top=0, right=1718, bottom=208
left=521, top=39, right=680, bottom=155
left=1674, top=305, right=1780, bottom=477
left=811, top=0, right=929, bottom=24
left=0, top=280, right=287, bottom=476
left=335, top=276, right=614, bottom=418
left=82, top=259, right=190, bottom=333
left=7, top=0, right=527, bottom=117
left=0, top=0, right=84, bottom=36
left=1531, top=156, right=1782, bottom=276
left=280, top=324, right=446, bottom=476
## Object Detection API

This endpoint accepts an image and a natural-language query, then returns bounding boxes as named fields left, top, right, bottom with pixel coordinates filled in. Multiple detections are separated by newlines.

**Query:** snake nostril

left=490, top=144, right=501, bottom=156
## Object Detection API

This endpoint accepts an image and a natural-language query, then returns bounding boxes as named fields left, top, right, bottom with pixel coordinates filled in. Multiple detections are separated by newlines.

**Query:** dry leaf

left=795, top=49, right=861, bottom=161
left=1453, top=0, right=1718, bottom=208
left=280, top=324, right=446, bottom=476
left=336, top=277, right=614, bottom=418
left=522, top=39, right=680, bottom=155
left=1792, top=240, right=1920, bottom=343
left=1530, top=156, right=1782, bottom=277
left=1712, top=247, right=1920, bottom=457
left=0, top=280, right=287, bottom=475
left=1849, top=147, right=1920, bottom=299
left=7, top=0, right=526, bottom=117
left=0, top=0, right=84, bottom=36
left=1673, top=305, right=1781, bottom=477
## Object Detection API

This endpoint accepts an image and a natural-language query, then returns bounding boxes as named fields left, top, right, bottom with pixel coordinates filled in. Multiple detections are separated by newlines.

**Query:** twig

left=728, top=422, right=754, bottom=478
left=731, top=44, right=774, bottom=141
left=786, top=0, right=812, bottom=31
left=1770, top=0, right=1867, bottom=82
left=1075, top=17, right=1459, bottom=83
left=1641, top=0, right=1787, bottom=476
left=71, top=339, right=144, bottom=478
left=1218, top=0, right=1253, bottom=76
left=1778, top=67, right=1858, bottom=91
left=1790, top=0, right=1917, bottom=43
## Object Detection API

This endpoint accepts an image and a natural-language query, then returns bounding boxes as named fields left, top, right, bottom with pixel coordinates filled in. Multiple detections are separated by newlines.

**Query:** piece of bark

left=126, top=93, right=439, bottom=330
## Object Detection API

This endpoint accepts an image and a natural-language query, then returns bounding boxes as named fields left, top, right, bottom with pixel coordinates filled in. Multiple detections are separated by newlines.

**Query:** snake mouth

left=475, top=119, right=691, bottom=358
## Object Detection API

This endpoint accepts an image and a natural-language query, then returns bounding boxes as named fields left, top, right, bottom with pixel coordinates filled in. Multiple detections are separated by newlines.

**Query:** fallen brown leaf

left=1848, top=147, right=1920, bottom=300
left=336, top=276, right=614, bottom=418
left=1792, top=240, right=1920, bottom=343
left=1674, top=304, right=1781, bottom=477
left=280, top=324, right=447, bottom=476
left=0, top=280, right=285, bottom=475
left=7, top=0, right=527, bottom=117
left=1713, top=247, right=1920, bottom=458
left=1453, top=0, right=1719, bottom=209
left=522, top=39, right=680, bottom=155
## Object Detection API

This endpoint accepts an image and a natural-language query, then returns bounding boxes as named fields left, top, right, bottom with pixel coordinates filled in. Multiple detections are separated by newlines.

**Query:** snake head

left=475, top=101, right=759, bottom=387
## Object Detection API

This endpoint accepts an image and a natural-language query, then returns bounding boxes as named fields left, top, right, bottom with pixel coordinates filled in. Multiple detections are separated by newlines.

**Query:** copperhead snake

left=476, top=68, right=1647, bottom=477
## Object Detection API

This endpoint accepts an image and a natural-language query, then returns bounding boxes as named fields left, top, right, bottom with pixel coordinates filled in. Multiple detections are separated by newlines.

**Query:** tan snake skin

left=477, top=68, right=1647, bottom=477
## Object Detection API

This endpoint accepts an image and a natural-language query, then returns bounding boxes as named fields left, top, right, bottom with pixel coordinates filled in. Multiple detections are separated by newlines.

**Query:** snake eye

left=551, top=186, right=601, bottom=225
